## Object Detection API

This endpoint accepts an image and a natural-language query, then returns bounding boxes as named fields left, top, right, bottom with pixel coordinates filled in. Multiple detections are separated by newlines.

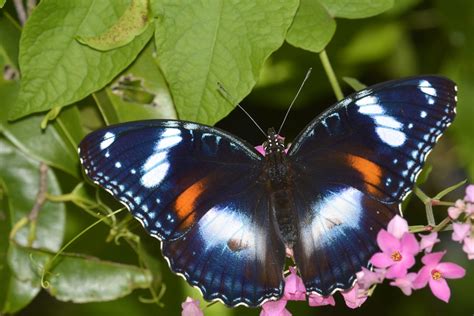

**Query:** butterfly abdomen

left=264, top=149, right=298, bottom=249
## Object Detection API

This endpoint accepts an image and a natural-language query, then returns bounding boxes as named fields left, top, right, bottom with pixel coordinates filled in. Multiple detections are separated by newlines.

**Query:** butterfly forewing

left=287, top=76, right=457, bottom=295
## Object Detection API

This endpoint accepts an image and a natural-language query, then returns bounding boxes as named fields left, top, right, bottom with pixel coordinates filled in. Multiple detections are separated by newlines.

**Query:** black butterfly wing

left=287, top=76, right=457, bottom=295
left=78, top=120, right=286, bottom=306
left=162, top=177, right=286, bottom=306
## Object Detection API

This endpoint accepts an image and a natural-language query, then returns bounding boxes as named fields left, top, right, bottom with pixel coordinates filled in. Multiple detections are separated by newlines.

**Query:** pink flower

left=181, top=297, right=203, bottom=316
left=419, top=232, right=440, bottom=253
left=413, top=251, right=466, bottom=303
left=255, top=145, right=266, bottom=156
left=341, top=284, right=368, bottom=309
left=390, top=272, right=417, bottom=295
left=387, top=215, right=409, bottom=239
left=465, top=184, right=474, bottom=203
left=370, top=229, right=420, bottom=279
left=448, top=199, right=465, bottom=219
left=308, top=293, right=335, bottom=307
left=260, top=299, right=291, bottom=316
left=452, top=222, right=471, bottom=242
left=356, top=267, right=385, bottom=290
left=284, top=267, right=306, bottom=301
left=463, top=237, right=474, bottom=259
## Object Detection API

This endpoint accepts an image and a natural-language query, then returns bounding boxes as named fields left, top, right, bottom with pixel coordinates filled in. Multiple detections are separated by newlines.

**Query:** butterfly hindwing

left=162, top=177, right=286, bottom=306
left=287, top=76, right=456, bottom=295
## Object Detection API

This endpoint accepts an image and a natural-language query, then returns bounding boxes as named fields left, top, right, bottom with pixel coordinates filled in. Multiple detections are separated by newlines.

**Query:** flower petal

left=261, top=299, right=288, bottom=315
left=421, top=251, right=445, bottom=265
left=389, top=272, right=416, bottom=296
left=400, top=232, right=420, bottom=255
left=308, top=294, right=336, bottom=307
left=181, top=297, right=203, bottom=316
left=284, top=267, right=306, bottom=301
left=465, top=184, right=474, bottom=203
left=341, top=284, right=367, bottom=309
left=412, top=266, right=430, bottom=289
left=419, top=232, right=439, bottom=253
left=370, top=252, right=393, bottom=268
left=377, top=229, right=400, bottom=253
left=437, top=262, right=466, bottom=279
left=386, top=262, right=408, bottom=279
left=255, top=145, right=266, bottom=156
left=387, top=215, right=409, bottom=239
left=429, top=278, right=451, bottom=303
left=452, top=222, right=471, bottom=242
left=463, top=237, right=474, bottom=259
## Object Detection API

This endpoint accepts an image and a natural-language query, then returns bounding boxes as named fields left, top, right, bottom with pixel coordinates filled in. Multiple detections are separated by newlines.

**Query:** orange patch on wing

left=346, top=154, right=382, bottom=194
left=174, top=179, right=207, bottom=229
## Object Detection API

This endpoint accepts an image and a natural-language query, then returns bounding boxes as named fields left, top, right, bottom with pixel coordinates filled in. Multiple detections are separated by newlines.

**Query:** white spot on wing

left=141, top=152, right=169, bottom=188
left=376, top=127, right=406, bottom=147
left=100, top=132, right=116, bottom=150
left=355, top=95, right=378, bottom=106
left=374, top=116, right=403, bottom=129
left=420, top=111, right=427, bottom=118
left=419, top=80, right=437, bottom=96
left=358, top=104, right=385, bottom=115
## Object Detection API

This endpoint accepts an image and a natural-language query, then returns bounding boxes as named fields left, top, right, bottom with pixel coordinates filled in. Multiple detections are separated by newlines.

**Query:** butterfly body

left=263, top=128, right=299, bottom=248
left=78, top=76, right=457, bottom=307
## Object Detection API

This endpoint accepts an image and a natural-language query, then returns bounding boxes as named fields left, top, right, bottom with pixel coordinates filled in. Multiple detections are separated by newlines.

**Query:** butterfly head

left=263, top=128, right=286, bottom=155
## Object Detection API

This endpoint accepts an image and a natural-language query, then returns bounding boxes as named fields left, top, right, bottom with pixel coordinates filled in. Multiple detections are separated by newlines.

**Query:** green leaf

left=0, top=0, right=6, bottom=8
left=286, top=0, right=394, bottom=53
left=10, top=0, right=154, bottom=120
left=0, top=82, right=81, bottom=178
left=154, top=0, right=299, bottom=125
left=77, top=0, right=150, bottom=51
left=95, top=42, right=177, bottom=124
left=342, top=76, right=367, bottom=91
left=0, top=139, right=65, bottom=313
left=8, top=244, right=152, bottom=303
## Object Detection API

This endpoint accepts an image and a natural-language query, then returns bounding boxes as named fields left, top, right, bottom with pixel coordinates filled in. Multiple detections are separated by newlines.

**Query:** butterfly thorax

left=263, top=128, right=298, bottom=249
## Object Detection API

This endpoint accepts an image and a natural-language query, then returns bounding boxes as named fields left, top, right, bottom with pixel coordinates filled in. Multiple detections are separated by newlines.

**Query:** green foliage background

left=0, top=0, right=473, bottom=315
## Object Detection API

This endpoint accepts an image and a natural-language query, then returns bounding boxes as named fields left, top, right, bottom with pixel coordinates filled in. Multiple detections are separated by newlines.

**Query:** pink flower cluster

left=364, top=215, right=465, bottom=303
left=260, top=266, right=364, bottom=316
left=448, top=184, right=474, bottom=259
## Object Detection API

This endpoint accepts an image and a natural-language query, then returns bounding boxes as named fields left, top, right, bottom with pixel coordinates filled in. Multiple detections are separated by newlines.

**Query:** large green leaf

left=8, top=244, right=152, bottom=303
left=286, top=0, right=394, bottom=52
left=10, top=0, right=153, bottom=120
left=0, top=82, right=81, bottom=178
left=95, top=42, right=177, bottom=124
left=0, top=138, right=65, bottom=313
left=153, top=0, right=299, bottom=125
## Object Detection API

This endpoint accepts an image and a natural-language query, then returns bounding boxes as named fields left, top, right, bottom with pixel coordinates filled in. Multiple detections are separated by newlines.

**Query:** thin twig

left=319, top=49, right=344, bottom=101
left=27, top=162, right=49, bottom=246
left=29, top=163, right=48, bottom=222
left=13, top=0, right=27, bottom=25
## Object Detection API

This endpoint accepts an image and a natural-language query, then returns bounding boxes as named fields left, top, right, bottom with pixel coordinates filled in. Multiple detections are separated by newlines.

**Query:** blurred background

left=6, top=0, right=474, bottom=315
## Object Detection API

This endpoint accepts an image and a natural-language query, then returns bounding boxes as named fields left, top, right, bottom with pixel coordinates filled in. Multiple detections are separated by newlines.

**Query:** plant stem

left=319, top=50, right=343, bottom=101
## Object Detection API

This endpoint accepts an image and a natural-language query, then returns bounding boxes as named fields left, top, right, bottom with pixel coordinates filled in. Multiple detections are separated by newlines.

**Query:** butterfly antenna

left=217, top=82, right=267, bottom=137
left=277, top=68, right=312, bottom=135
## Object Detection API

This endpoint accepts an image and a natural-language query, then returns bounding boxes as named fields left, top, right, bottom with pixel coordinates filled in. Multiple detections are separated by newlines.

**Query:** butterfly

left=78, top=76, right=457, bottom=307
